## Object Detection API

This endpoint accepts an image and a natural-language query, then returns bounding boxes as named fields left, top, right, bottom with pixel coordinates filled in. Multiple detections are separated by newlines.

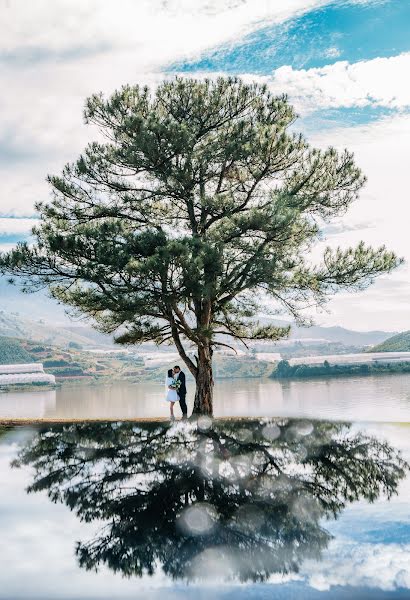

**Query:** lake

left=2, top=372, right=410, bottom=421
left=0, top=417, right=409, bottom=599
left=1, top=374, right=410, bottom=598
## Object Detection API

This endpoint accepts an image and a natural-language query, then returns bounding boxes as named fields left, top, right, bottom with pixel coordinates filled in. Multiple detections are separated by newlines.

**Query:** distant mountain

left=0, top=296, right=396, bottom=352
left=370, top=331, right=410, bottom=352
left=0, top=311, right=114, bottom=348
left=0, top=277, right=115, bottom=347
left=288, top=324, right=396, bottom=347
left=0, top=276, right=70, bottom=323
left=60, top=325, right=115, bottom=347
left=258, top=317, right=396, bottom=347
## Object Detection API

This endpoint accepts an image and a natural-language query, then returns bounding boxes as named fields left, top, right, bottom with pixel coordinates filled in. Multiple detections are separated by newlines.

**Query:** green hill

left=370, top=331, right=410, bottom=352
left=0, top=336, right=33, bottom=364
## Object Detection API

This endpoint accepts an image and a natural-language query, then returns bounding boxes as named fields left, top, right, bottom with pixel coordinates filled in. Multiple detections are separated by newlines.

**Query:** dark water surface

left=1, top=418, right=409, bottom=599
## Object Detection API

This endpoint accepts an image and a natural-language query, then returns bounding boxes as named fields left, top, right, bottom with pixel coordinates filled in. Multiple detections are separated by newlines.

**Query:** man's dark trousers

left=179, top=393, right=188, bottom=416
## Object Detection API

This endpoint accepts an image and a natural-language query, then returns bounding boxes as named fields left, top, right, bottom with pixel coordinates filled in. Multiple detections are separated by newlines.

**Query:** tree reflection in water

left=14, top=419, right=408, bottom=582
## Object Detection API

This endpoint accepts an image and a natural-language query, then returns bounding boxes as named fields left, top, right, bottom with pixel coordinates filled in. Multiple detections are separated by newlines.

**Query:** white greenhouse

left=288, top=352, right=410, bottom=367
left=0, top=363, right=55, bottom=386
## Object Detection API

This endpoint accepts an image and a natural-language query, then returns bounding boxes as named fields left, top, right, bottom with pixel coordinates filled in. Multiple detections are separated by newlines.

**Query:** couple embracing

left=165, top=365, right=187, bottom=421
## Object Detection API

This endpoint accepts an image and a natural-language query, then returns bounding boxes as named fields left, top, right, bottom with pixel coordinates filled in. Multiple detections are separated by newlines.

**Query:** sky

left=1, top=0, right=410, bottom=331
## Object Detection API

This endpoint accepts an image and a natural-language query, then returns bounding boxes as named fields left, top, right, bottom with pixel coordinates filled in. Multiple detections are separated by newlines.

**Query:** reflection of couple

left=165, top=365, right=187, bottom=420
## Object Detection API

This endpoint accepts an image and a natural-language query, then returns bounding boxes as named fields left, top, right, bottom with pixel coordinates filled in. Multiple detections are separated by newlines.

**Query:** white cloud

left=0, top=217, right=38, bottom=235
left=0, top=148, right=74, bottom=217
left=309, top=114, right=410, bottom=253
left=302, top=113, right=410, bottom=330
left=0, top=242, right=20, bottom=253
left=260, top=52, right=410, bottom=113
left=0, top=0, right=328, bottom=218
left=302, top=540, right=410, bottom=592
left=0, top=1, right=327, bottom=61
left=268, top=539, right=410, bottom=592
left=323, top=47, right=341, bottom=59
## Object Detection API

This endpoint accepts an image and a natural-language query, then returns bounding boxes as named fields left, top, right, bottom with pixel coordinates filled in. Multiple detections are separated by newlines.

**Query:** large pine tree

left=0, top=78, right=400, bottom=414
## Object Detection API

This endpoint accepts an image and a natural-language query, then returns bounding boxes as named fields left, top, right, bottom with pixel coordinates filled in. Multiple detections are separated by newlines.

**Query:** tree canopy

left=0, top=78, right=401, bottom=413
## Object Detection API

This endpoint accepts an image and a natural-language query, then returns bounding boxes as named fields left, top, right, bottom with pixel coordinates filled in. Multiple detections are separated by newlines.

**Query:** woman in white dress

left=165, top=368, right=178, bottom=420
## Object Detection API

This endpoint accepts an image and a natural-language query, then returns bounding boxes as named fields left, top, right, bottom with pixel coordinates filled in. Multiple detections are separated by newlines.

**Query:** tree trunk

left=192, top=345, right=214, bottom=416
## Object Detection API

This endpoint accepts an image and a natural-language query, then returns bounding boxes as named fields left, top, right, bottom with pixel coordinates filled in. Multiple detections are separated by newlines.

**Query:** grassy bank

left=0, top=335, right=274, bottom=388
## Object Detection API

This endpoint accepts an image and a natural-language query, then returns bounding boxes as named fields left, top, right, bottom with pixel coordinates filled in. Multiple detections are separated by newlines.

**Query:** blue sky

left=169, top=0, right=410, bottom=132
left=1, top=0, right=410, bottom=329
left=172, top=1, right=410, bottom=74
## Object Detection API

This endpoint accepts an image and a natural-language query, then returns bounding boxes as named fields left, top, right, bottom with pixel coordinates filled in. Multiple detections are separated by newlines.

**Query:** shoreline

left=1, top=416, right=407, bottom=426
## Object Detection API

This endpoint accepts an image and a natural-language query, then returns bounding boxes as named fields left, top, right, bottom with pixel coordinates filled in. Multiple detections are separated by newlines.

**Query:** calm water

left=2, top=373, right=410, bottom=421
left=0, top=418, right=409, bottom=599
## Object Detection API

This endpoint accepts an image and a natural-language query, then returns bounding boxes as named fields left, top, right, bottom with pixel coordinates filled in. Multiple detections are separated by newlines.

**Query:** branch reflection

left=14, top=419, right=408, bottom=582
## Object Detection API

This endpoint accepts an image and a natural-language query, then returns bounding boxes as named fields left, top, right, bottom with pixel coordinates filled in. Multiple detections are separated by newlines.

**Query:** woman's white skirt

left=166, top=389, right=178, bottom=402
